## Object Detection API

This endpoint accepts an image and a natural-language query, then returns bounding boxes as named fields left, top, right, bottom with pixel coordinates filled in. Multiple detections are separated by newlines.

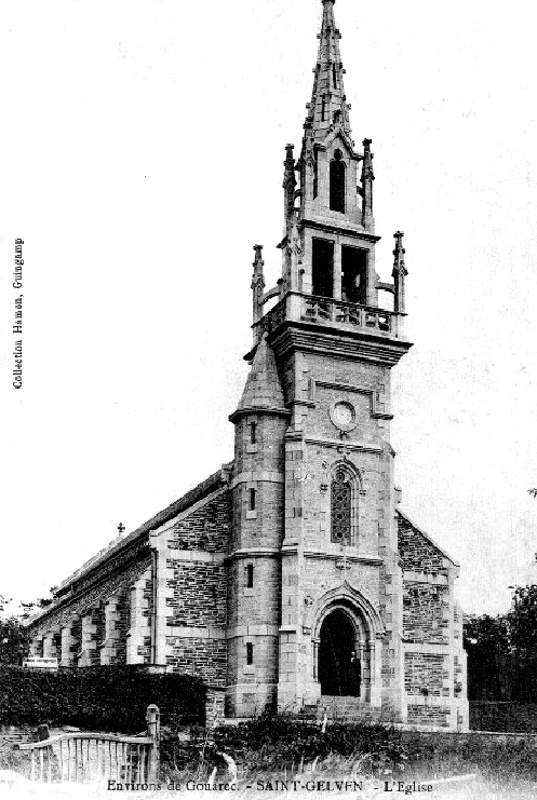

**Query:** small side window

left=246, top=564, right=254, bottom=588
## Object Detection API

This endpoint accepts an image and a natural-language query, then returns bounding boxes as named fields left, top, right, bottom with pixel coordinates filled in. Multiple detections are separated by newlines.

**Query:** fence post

left=146, top=704, right=160, bottom=782
left=37, top=724, right=50, bottom=742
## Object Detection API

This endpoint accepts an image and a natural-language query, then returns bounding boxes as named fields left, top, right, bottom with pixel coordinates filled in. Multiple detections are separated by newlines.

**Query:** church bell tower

left=229, top=0, right=412, bottom=720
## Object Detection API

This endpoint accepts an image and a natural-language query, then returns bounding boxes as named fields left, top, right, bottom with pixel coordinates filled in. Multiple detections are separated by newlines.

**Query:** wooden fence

left=15, top=704, right=160, bottom=784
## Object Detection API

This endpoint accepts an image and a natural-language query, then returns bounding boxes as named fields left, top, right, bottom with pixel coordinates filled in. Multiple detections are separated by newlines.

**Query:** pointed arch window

left=331, top=469, right=352, bottom=545
left=330, top=149, right=346, bottom=213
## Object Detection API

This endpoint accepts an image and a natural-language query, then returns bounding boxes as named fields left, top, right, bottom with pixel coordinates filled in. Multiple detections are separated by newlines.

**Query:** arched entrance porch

left=313, top=594, right=379, bottom=704
left=318, top=608, right=361, bottom=696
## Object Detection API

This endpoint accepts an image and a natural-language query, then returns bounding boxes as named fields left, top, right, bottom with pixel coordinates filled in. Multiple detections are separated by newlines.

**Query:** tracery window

left=331, top=469, right=352, bottom=545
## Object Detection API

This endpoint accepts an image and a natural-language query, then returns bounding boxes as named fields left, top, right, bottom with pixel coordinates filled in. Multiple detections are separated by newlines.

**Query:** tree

left=508, top=584, right=537, bottom=701
left=0, top=615, right=29, bottom=666
left=465, top=583, right=537, bottom=703
left=0, top=592, right=53, bottom=666
left=464, top=614, right=511, bottom=700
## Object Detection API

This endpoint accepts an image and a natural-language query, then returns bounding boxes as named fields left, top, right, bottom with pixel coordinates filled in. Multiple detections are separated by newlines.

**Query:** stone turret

left=227, top=336, right=290, bottom=716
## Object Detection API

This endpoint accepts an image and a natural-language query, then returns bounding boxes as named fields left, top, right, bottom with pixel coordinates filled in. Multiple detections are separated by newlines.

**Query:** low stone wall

left=470, top=702, right=537, bottom=733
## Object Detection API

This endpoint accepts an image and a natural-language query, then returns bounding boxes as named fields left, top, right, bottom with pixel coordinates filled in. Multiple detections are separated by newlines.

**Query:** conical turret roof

left=235, top=335, right=286, bottom=412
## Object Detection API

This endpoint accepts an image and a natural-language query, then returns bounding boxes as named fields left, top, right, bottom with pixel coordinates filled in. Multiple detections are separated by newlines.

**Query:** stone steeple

left=305, top=0, right=353, bottom=144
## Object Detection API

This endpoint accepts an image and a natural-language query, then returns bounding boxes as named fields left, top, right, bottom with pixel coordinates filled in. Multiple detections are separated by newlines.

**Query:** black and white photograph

left=1, top=0, right=536, bottom=797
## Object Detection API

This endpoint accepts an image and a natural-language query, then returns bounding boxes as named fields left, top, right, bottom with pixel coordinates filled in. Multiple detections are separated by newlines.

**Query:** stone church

left=26, top=0, right=468, bottom=731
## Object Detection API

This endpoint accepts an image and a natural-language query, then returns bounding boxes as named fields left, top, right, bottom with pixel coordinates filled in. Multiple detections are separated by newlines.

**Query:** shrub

left=0, top=666, right=205, bottom=733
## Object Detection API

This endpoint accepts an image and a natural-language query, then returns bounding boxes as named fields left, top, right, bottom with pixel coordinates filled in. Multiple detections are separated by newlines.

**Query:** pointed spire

left=392, top=232, right=408, bottom=313
left=235, top=335, right=286, bottom=413
left=251, top=245, right=265, bottom=323
left=304, top=0, right=352, bottom=143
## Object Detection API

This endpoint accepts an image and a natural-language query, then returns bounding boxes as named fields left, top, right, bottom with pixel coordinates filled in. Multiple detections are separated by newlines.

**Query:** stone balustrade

left=256, top=292, right=404, bottom=342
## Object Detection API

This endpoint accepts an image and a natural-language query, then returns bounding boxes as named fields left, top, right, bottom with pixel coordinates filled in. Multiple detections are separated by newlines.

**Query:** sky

left=0, top=0, right=536, bottom=617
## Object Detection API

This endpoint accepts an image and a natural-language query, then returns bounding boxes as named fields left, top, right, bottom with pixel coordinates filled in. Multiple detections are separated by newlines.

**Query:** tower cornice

left=269, top=321, right=412, bottom=368
left=229, top=406, right=291, bottom=424
left=298, top=218, right=381, bottom=242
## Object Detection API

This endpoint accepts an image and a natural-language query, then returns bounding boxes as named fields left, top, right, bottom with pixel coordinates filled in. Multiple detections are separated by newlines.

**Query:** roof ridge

left=53, top=464, right=233, bottom=596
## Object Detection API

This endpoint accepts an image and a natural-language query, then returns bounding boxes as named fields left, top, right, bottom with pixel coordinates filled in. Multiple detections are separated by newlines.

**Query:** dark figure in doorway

left=349, top=651, right=361, bottom=697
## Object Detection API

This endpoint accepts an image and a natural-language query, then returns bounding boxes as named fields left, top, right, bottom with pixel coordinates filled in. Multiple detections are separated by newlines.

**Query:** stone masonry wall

left=407, top=704, right=450, bottom=727
left=169, top=493, right=230, bottom=554
left=164, top=489, right=231, bottom=689
left=166, top=561, right=227, bottom=628
left=398, top=515, right=446, bottom=573
left=166, top=637, right=227, bottom=686
left=403, top=583, right=449, bottom=645
left=405, top=652, right=445, bottom=696
left=398, top=511, right=463, bottom=728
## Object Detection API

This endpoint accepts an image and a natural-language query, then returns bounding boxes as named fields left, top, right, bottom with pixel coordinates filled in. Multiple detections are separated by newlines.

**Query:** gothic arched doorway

left=318, top=608, right=361, bottom=696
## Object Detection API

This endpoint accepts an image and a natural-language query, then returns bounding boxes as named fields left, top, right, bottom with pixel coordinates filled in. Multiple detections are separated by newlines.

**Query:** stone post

left=29, top=637, right=43, bottom=658
left=332, top=235, right=342, bottom=300
left=42, top=631, right=59, bottom=661
left=79, top=606, right=102, bottom=667
left=60, top=618, right=80, bottom=666
left=100, top=594, right=121, bottom=665
left=146, top=704, right=161, bottom=781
